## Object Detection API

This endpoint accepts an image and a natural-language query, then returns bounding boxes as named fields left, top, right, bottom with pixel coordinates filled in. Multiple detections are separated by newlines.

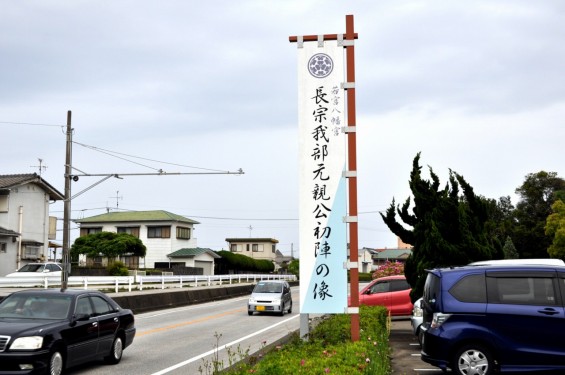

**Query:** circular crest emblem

left=308, top=53, right=333, bottom=78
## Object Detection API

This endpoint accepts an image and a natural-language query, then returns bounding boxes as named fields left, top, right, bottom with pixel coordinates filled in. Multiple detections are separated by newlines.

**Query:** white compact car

left=4, top=262, right=63, bottom=277
left=247, top=280, right=292, bottom=316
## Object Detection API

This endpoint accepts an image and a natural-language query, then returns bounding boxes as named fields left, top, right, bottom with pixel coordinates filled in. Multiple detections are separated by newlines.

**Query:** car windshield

left=17, top=264, right=45, bottom=272
left=0, top=294, right=72, bottom=319
left=253, top=282, right=282, bottom=293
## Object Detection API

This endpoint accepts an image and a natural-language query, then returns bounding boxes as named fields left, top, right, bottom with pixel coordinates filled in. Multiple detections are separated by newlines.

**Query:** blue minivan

left=421, top=262, right=565, bottom=374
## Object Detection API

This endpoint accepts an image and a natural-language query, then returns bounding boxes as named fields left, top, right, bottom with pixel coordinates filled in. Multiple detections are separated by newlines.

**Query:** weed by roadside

left=219, top=305, right=390, bottom=375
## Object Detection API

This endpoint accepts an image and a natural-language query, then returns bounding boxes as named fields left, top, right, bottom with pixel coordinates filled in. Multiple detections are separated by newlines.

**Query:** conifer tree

left=381, top=153, right=502, bottom=300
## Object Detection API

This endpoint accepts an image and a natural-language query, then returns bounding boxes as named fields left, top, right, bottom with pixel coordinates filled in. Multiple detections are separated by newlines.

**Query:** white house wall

left=97, top=222, right=197, bottom=269
left=0, top=184, right=51, bottom=276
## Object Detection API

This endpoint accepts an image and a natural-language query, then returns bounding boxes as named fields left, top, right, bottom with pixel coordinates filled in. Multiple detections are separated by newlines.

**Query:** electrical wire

left=0, top=121, right=63, bottom=127
left=73, top=141, right=232, bottom=173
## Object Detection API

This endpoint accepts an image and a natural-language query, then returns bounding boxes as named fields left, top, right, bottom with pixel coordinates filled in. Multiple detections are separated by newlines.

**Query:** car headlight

left=10, top=336, right=44, bottom=350
left=248, top=298, right=256, bottom=304
left=272, top=298, right=281, bottom=304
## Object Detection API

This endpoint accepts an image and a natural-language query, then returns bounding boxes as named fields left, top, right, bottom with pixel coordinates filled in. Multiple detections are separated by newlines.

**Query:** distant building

left=397, top=237, right=412, bottom=249
left=74, top=210, right=200, bottom=269
left=166, top=247, right=221, bottom=275
left=0, top=174, right=63, bottom=276
left=358, top=247, right=379, bottom=273
left=226, top=238, right=278, bottom=262
left=274, top=249, right=294, bottom=272
left=373, top=248, right=413, bottom=267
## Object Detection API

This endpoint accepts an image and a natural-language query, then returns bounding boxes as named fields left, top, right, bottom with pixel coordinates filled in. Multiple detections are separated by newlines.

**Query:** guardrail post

left=207, top=276, right=211, bottom=286
left=139, top=278, right=144, bottom=291
left=44, top=278, right=48, bottom=289
left=84, top=278, right=88, bottom=290
left=180, top=276, right=183, bottom=289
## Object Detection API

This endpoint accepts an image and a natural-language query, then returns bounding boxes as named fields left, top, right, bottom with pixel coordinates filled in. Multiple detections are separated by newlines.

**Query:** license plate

left=256, top=305, right=265, bottom=311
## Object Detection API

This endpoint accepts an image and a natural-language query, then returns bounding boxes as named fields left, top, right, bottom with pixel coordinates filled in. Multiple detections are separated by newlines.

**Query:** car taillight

left=431, top=313, right=451, bottom=328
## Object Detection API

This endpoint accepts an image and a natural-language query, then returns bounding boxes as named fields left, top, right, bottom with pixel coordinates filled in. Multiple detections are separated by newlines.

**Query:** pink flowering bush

left=371, top=260, right=405, bottom=279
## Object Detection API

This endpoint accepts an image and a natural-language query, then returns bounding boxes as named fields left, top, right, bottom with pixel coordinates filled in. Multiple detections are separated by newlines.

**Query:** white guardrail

left=0, top=274, right=297, bottom=293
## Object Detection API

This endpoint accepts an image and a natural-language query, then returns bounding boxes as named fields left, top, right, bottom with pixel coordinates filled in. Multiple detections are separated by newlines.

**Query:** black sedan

left=0, top=289, right=136, bottom=375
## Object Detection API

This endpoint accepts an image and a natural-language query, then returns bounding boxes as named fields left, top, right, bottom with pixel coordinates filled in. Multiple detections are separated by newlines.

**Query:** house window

left=23, top=246, right=40, bottom=259
left=0, top=242, right=6, bottom=253
left=91, top=256, right=103, bottom=267
left=176, top=227, right=191, bottom=240
left=120, top=255, right=139, bottom=269
left=0, top=192, right=8, bottom=212
left=272, top=245, right=276, bottom=253
left=80, top=227, right=102, bottom=236
left=230, top=244, right=239, bottom=252
left=252, top=244, right=259, bottom=252
left=117, top=227, right=140, bottom=237
left=246, top=244, right=250, bottom=252
left=147, top=226, right=171, bottom=238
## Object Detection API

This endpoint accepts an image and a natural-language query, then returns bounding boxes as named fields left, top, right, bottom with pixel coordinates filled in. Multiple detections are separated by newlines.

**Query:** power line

left=0, top=121, right=63, bottom=127
left=73, top=141, right=233, bottom=173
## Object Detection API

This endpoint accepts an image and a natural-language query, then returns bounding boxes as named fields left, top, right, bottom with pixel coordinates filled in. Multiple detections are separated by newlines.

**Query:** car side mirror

left=73, top=313, right=90, bottom=322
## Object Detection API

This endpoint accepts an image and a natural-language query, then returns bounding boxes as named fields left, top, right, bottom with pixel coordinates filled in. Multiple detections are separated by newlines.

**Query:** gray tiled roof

left=167, top=248, right=221, bottom=258
left=0, top=173, right=64, bottom=201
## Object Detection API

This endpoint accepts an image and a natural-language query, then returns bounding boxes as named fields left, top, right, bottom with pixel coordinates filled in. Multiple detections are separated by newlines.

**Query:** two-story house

left=0, top=174, right=64, bottom=276
left=74, top=210, right=202, bottom=269
left=226, top=238, right=278, bottom=262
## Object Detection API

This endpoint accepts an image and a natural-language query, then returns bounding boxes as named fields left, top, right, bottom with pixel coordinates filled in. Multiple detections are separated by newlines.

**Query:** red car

left=355, top=275, right=413, bottom=316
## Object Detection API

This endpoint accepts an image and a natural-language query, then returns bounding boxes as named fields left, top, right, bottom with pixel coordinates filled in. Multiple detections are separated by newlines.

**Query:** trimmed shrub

left=107, top=261, right=129, bottom=276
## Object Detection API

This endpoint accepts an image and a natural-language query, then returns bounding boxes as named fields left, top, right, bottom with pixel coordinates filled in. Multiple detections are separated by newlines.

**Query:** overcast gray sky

left=2, top=1, right=564, bottom=256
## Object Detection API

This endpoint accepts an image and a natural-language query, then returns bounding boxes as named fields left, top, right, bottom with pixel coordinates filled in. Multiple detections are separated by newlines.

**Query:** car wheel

left=48, top=349, right=64, bottom=375
left=248, top=311, right=253, bottom=316
left=288, top=301, right=292, bottom=314
left=279, top=302, right=285, bottom=316
left=453, top=344, right=493, bottom=375
left=104, top=336, right=124, bottom=365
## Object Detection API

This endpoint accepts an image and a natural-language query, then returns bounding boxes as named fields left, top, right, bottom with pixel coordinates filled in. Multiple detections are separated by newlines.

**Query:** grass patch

left=222, top=305, right=390, bottom=374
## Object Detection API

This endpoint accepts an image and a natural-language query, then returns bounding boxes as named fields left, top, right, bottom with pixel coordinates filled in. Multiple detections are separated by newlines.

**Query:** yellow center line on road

left=136, top=307, right=246, bottom=337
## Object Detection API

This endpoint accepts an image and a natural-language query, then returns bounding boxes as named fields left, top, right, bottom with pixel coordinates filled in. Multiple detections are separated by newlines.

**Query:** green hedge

left=215, top=251, right=275, bottom=274
left=223, top=305, right=390, bottom=374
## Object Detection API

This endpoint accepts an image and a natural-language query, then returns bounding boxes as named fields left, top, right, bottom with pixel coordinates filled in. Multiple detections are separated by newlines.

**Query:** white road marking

left=151, top=314, right=300, bottom=374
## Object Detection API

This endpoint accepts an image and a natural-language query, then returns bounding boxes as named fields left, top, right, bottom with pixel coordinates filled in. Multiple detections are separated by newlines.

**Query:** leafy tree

left=512, top=171, right=565, bottom=258
left=502, top=236, right=519, bottom=259
left=545, top=199, right=565, bottom=260
left=288, top=259, right=299, bottom=278
left=485, top=196, right=516, bottom=246
left=70, top=231, right=146, bottom=261
left=381, top=153, right=502, bottom=300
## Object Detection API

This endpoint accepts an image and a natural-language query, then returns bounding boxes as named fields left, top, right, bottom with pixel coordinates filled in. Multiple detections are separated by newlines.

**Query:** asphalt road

left=63, top=288, right=301, bottom=374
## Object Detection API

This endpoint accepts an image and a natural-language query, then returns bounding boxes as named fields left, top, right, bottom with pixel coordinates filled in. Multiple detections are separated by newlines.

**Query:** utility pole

left=62, top=110, right=72, bottom=289
left=58, top=111, right=244, bottom=289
